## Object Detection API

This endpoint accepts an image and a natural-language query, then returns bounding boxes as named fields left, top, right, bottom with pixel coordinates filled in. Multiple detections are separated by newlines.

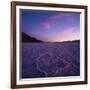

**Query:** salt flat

left=21, top=42, right=80, bottom=79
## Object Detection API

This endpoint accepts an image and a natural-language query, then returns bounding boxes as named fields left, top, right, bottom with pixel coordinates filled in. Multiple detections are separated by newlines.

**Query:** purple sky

left=20, top=9, right=80, bottom=42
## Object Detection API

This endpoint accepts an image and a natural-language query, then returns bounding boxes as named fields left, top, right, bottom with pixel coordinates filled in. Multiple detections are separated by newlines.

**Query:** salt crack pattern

left=21, top=42, right=80, bottom=78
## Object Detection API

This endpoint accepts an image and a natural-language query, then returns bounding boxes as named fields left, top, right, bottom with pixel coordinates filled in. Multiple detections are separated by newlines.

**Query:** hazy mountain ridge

left=22, top=32, right=80, bottom=43
left=22, top=32, right=43, bottom=42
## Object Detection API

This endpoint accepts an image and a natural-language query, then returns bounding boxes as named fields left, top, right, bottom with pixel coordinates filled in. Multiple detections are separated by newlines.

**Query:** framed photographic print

left=11, top=1, right=88, bottom=89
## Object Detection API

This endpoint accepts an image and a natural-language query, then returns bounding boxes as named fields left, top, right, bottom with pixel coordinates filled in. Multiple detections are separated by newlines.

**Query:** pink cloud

left=66, top=16, right=77, bottom=24
left=63, top=28, right=79, bottom=35
left=51, top=13, right=74, bottom=20
left=41, top=13, right=71, bottom=30
left=60, top=28, right=80, bottom=41
left=41, top=20, right=56, bottom=30
left=46, top=28, right=80, bottom=42
left=41, top=22, right=51, bottom=30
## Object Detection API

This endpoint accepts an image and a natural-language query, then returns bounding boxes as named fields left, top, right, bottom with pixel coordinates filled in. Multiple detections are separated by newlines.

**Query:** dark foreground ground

left=21, top=42, right=80, bottom=79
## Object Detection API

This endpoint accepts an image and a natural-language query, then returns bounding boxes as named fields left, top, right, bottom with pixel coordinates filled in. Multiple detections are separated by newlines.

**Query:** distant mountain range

left=21, top=32, right=80, bottom=43
left=22, top=32, right=43, bottom=42
left=61, top=40, right=80, bottom=43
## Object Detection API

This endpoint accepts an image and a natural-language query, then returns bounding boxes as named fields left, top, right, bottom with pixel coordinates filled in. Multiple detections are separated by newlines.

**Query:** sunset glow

left=20, top=9, right=80, bottom=42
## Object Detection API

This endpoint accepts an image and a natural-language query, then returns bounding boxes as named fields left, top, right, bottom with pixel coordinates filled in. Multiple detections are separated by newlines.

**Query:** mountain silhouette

left=61, top=40, right=80, bottom=43
left=22, top=32, right=43, bottom=42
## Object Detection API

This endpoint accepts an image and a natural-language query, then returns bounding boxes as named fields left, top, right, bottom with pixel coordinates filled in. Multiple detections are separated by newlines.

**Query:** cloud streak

left=50, top=13, right=74, bottom=20
left=40, top=12, right=76, bottom=31
left=41, top=22, right=52, bottom=30
left=45, top=27, right=80, bottom=42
